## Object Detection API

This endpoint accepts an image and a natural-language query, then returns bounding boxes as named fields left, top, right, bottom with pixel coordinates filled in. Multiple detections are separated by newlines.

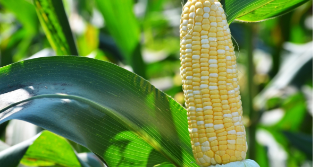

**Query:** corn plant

left=0, top=0, right=312, bottom=166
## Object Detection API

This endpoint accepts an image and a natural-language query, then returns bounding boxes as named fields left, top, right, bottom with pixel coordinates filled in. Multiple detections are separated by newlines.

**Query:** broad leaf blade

left=0, top=56, right=196, bottom=167
left=223, top=0, right=310, bottom=23
left=34, top=0, right=78, bottom=55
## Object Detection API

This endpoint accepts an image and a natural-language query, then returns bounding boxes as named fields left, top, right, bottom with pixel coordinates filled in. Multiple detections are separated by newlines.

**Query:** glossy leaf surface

left=222, top=0, right=310, bottom=23
left=0, top=56, right=194, bottom=167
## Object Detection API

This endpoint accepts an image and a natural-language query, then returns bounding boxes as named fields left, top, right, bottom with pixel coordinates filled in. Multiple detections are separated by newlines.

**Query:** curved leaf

left=0, top=56, right=195, bottom=167
left=222, top=0, right=310, bottom=23
left=20, top=131, right=81, bottom=167
left=0, top=130, right=89, bottom=167
left=33, top=0, right=78, bottom=55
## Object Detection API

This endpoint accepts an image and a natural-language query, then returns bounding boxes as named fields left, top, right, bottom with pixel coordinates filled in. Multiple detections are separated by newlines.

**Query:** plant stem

left=245, top=23, right=257, bottom=161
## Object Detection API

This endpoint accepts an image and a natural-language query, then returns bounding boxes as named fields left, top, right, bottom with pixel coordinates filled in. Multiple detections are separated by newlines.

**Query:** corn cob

left=179, top=0, right=254, bottom=166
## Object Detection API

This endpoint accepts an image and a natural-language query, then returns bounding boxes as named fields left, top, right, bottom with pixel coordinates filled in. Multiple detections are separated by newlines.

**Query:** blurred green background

left=0, top=0, right=313, bottom=166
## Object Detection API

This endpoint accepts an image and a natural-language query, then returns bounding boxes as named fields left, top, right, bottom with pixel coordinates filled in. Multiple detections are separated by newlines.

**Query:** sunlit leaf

left=20, top=131, right=81, bottom=167
left=33, top=0, right=78, bottom=55
left=0, top=131, right=89, bottom=167
left=222, top=0, right=310, bottom=23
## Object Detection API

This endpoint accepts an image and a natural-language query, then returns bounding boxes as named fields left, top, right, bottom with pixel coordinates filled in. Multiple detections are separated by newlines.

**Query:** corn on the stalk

left=180, top=0, right=259, bottom=166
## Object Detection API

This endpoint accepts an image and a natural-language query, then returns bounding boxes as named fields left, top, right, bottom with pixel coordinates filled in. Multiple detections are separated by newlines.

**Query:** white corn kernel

left=182, top=26, right=187, bottom=31
left=201, top=39, right=209, bottom=43
left=192, top=55, right=200, bottom=59
left=228, top=90, right=235, bottom=94
left=228, top=130, right=236, bottom=134
left=202, top=141, right=210, bottom=147
left=189, top=106, right=195, bottom=110
left=202, top=44, right=210, bottom=48
left=209, top=37, right=217, bottom=41
left=232, top=112, right=239, bottom=116
left=205, top=123, right=214, bottom=128
left=199, top=158, right=206, bottom=164
left=204, top=7, right=210, bottom=12
left=186, top=76, right=193, bottom=79
left=200, top=84, right=208, bottom=88
left=193, top=91, right=200, bottom=94
left=209, top=73, right=218, bottom=77
left=189, top=12, right=195, bottom=18
left=209, top=64, right=218, bottom=67
left=209, top=86, right=218, bottom=90
left=214, top=124, right=224, bottom=130
left=197, top=121, right=204, bottom=125
left=182, top=20, right=188, bottom=25
left=201, top=35, right=208, bottom=39
left=210, top=22, right=217, bottom=26
left=196, top=108, right=203, bottom=112
left=217, top=49, right=225, bottom=54
left=201, top=76, right=209, bottom=79
left=209, top=59, right=217, bottom=63
left=223, top=114, right=232, bottom=118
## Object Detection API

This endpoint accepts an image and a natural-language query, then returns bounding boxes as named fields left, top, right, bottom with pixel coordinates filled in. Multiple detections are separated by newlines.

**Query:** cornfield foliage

left=0, top=0, right=313, bottom=166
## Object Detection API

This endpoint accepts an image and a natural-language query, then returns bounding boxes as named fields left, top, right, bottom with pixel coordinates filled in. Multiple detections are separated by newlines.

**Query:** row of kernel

left=192, top=1, right=208, bottom=166
left=181, top=1, right=198, bottom=158
left=213, top=1, right=239, bottom=164
left=199, top=1, right=215, bottom=166
left=203, top=0, right=222, bottom=165
left=206, top=1, right=222, bottom=165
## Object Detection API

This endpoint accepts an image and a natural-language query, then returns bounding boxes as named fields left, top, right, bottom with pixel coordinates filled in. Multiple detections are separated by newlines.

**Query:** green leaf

left=0, top=0, right=38, bottom=35
left=0, top=56, right=196, bottom=167
left=33, top=0, right=78, bottom=55
left=95, top=0, right=146, bottom=78
left=0, top=130, right=88, bottom=167
left=222, top=0, right=310, bottom=23
left=20, top=131, right=81, bottom=167
left=275, top=93, right=307, bottom=131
